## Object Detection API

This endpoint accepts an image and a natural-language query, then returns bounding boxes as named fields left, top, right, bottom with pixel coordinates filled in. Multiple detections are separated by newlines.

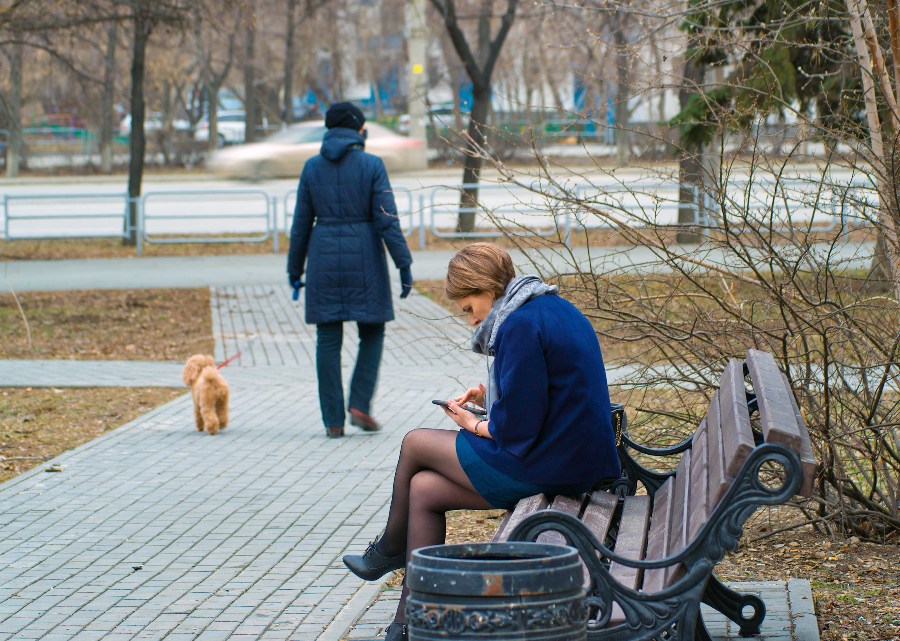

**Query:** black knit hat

left=325, top=102, right=366, bottom=130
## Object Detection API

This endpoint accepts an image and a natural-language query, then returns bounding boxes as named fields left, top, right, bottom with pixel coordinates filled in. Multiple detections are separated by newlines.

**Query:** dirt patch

left=0, top=387, right=183, bottom=483
left=0, top=236, right=289, bottom=261
left=0, top=288, right=215, bottom=360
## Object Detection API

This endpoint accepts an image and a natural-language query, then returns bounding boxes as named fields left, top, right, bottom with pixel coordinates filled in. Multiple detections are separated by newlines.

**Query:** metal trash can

left=406, top=542, right=587, bottom=640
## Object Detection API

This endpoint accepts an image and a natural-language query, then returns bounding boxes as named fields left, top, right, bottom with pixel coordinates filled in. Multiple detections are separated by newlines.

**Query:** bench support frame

left=509, top=444, right=802, bottom=641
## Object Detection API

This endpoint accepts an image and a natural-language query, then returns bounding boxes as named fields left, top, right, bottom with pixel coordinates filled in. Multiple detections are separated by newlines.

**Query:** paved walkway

left=0, top=258, right=821, bottom=641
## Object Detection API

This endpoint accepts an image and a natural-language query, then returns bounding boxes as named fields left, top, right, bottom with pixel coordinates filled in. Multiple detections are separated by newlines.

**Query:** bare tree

left=430, top=0, right=520, bottom=233
left=194, top=2, right=241, bottom=152
left=99, top=20, right=119, bottom=173
left=845, top=0, right=900, bottom=299
left=3, top=40, right=23, bottom=177
left=117, top=0, right=193, bottom=245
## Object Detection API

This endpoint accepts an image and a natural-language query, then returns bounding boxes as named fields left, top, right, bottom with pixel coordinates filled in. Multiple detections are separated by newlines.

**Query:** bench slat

left=642, top=477, right=673, bottom=594
left=493, top=493, right=548, bottom=542
left=746, top=350, right=803, bottom=451
left=664, top=449, right=692, bottom=587
left=687, top=421, right=710, bottom=542
left=706, top=391, right=731, bottom=503
left=609, top=495, right=650, bottom=589
left=582, top=490, right=619, bottom=543
left=781, top=373, right=818, bottom=497
left=718, top=359, right=756, bottom=478
left=537, top=494, right=584, bottom=546
left=608, top=495, right=651, bottom=624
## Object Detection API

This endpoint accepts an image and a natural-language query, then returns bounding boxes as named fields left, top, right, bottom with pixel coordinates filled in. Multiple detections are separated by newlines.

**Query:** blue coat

left=460, top=294, right=621, bottom=487
left=287, top=128, right=412, bottom=324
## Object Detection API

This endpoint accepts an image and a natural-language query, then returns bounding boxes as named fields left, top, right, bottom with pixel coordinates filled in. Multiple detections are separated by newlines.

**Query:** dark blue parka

left=287, top=128, right=412, bottom=324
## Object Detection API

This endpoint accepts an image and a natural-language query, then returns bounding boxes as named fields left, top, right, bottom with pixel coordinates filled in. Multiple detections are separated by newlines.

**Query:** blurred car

left=118, top=112, right=191, bottom=136
left=194, top=110, right=252, bottom=147
left=206, top=120, right=425, bottom=180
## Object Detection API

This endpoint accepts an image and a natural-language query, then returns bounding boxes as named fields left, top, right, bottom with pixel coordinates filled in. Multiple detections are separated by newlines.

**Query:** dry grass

left=0, top=288, right=215, bottom=360
left=0, top=387, right=182, bottom=483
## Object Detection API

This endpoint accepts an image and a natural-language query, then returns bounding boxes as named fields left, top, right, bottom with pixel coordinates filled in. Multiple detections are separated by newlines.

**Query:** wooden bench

left=492, top=349, right=818, bottom=641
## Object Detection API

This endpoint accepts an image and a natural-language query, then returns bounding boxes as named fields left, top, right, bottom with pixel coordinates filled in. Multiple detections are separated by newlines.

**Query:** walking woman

left=287, top=102, right=413, bottom=438
left=343, top=243, right=620, bottom=641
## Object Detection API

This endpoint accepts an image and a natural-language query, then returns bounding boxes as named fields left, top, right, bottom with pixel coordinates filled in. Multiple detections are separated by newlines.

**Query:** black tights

left=378, top=428, right=493, bottom=622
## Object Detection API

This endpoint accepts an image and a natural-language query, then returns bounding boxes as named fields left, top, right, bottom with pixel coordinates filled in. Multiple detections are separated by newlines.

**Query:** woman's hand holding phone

left=435, top=399, right=483, bottom=434
left=454, top=383, right=486, bottom=408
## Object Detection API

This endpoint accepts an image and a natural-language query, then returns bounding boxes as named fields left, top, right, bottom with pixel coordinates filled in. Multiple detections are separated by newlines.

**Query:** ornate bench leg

left=695, top=615, right=713, bottom=641
left=702, top=574, right=766, bottom=635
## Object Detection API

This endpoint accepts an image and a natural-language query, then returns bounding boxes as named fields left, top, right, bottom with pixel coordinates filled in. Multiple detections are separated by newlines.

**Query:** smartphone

left=432, top=400, right=487, bottom=416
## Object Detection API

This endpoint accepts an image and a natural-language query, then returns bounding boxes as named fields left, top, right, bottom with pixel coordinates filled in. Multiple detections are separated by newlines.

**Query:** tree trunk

left=846, top=0, right=900, bottom=298
left=457, top=84, right=491, bottom=233
left=100, top=20, right=118, bottom=173
left=207, top=93, right=220, bottom=153
left=283, top=0, right=297, bottom=124
left=676, top=46, right=707, bottom=245
left=431, top=0, right=519, bottom=232
left=126, top=15, right=153, bottom=246
left=614, top=26, right=629, bottom=166
left=244, top=13, right=257, bottom=143
left=5, top=43, right=23, bottom=178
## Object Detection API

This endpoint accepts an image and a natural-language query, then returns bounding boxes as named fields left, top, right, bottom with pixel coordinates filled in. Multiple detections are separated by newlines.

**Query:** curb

left=318, top=581, right=388, bottom=641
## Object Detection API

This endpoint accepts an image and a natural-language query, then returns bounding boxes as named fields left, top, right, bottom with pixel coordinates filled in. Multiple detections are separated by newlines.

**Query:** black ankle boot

left=343, top=540, right=405, bottom=581
left=383, top=621, right=408, bottom=641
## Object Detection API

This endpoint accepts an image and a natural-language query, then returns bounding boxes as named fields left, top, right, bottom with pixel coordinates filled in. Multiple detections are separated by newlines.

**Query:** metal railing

left=139, top=189, right=274, bottom=256
left=3, top=192, right=130, bottom=241
left=0, top=178, right=878, bottom=253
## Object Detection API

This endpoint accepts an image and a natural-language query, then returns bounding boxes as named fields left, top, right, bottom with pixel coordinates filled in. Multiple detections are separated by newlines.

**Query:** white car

left=206, top=120, right=425, bottom=180
left=194, top=110, right=266, bottom=147
left=118, top=112, right=191, bottom=136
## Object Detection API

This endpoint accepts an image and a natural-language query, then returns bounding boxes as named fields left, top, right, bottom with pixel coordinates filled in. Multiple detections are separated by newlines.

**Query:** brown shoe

left=348, top=408, right=381, bottom=432
left=325, top=426, right=345, bottom=438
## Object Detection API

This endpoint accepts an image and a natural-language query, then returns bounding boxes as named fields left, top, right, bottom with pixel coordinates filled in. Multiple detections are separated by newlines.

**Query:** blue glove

left=289, top=274, right=304, bottom=301
left=399, top=266, right=413, bottom=299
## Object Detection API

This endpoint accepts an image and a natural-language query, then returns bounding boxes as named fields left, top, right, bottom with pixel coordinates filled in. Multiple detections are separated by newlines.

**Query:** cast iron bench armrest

left=620, top=430, right=693, bottom=456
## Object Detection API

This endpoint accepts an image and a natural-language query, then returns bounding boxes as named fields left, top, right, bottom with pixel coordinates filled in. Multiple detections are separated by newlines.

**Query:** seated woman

left=343, top=242, right=621, bottom=641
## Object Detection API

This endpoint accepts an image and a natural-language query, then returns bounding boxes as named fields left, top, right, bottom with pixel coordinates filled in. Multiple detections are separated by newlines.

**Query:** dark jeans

left=316, top=321, right=385, bottom=428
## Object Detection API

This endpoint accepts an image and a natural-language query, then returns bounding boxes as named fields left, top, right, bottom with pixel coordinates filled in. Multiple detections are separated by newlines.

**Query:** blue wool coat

left=460, top=294, right=621, bottom=487
left=287, top=128, right=412, bottom=324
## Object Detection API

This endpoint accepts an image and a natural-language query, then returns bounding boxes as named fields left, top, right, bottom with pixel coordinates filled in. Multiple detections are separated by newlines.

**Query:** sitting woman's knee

left=409, top=470, right=446, bottom=510
left=400, top=428, right=432, bottom=453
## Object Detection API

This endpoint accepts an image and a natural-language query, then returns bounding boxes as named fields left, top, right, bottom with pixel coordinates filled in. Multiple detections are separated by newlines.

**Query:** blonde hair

left=444, top=243, right=515, bottom=300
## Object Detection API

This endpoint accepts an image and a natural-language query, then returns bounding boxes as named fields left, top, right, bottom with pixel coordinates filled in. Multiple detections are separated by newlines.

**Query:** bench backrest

left=642, top=350, right=816, bottom=592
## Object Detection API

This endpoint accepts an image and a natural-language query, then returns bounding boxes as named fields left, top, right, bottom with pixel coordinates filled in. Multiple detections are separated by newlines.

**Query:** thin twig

left=5, top=283, right=32, bottom=350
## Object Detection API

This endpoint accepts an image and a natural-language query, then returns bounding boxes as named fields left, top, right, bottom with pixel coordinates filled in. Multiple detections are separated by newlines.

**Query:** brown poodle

left=182, top=354, right=230, bottom=435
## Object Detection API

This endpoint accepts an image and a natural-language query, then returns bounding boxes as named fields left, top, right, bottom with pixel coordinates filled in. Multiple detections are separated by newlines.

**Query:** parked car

left=194, top=110, right=269, bottom=147
left=206, top=121, right=425, bottom=180
left=118, top=112, right=191, bottom=136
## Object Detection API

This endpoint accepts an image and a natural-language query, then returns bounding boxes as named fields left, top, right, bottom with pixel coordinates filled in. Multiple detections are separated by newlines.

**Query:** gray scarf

left=471, top=275, right=557, bottom=417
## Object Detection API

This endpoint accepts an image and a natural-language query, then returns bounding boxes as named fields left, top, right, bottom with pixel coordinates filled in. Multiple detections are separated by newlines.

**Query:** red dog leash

left=217, top=351, right=242, bottom=369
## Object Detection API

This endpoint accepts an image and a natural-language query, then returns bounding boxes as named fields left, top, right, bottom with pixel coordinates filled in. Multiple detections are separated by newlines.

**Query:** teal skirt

left=456, top=432, right=546, bottom=509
